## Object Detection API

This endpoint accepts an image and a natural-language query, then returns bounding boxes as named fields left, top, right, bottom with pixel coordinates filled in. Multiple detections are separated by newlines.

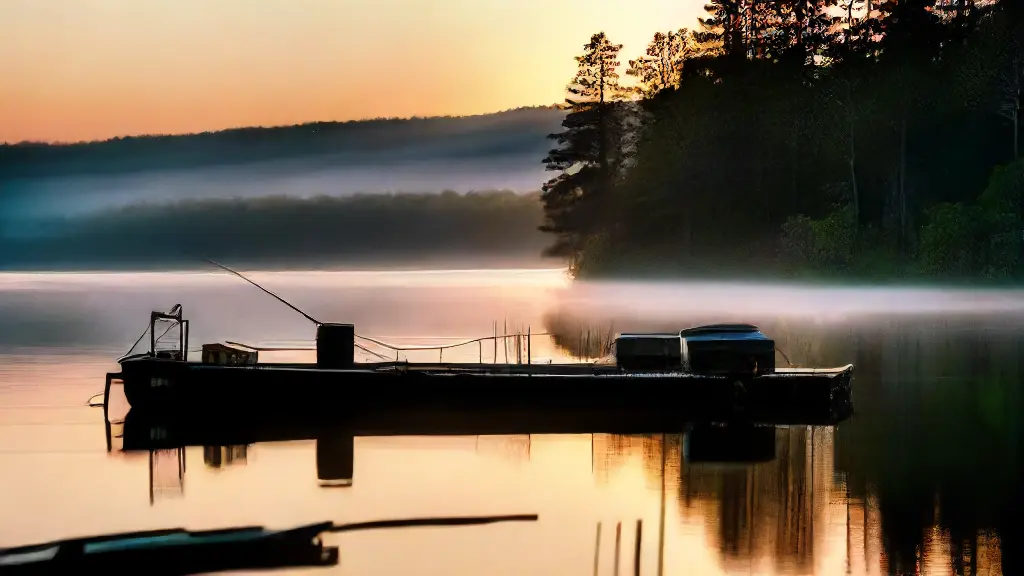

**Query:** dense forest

left=0, top=191, right=550, bottom=270
left=541, top=0, right=1024, bottom=281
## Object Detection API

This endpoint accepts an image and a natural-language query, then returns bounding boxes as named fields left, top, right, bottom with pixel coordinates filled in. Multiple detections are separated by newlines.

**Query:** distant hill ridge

left=0, top=105, right=566, bottom=180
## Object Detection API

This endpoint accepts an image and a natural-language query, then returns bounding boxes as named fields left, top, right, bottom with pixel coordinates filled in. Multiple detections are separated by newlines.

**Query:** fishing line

left=203, top=258, right=321, bottom=325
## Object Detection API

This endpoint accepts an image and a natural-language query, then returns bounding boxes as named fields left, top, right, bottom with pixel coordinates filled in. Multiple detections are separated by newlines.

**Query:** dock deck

left=110, top=358, right=854, bottom=428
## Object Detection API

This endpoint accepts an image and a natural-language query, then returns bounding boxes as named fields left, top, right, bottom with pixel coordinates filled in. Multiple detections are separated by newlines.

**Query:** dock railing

left=228, top=329, right=555, bottom=365
left=354, top=329, right=552, bottom=364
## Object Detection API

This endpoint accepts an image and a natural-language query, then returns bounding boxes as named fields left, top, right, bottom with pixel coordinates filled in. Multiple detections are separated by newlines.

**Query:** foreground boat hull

left=113, top=359, right=854, bottom=427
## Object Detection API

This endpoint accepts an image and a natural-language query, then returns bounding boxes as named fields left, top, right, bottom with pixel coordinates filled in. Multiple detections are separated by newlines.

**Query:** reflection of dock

left=475, top=435, right=531, bottom=463
left=122, top=412, right=840, bottom=569
left=588, top=426, right=840, bottom=574
left=138, top=430, right=536, bottom=501
left=677, top=426, right=834, bottom=573
left=149, top=448, right=185, bottom=505
left=136, top=429, right=356, bottom=503
left=316, top=429, right=354, bottom=486
left=204, top=445, right=247, bottom=469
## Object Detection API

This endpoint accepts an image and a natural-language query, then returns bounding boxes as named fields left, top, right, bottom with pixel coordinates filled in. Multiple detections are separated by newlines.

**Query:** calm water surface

left=0, top=269, right=1020, bottom=575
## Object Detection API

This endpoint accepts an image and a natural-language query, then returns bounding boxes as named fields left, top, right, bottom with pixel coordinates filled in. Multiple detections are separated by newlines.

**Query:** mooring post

left=104, top=418, right=112, bottom=453
left=658, top=433, right=667, bottom=576
left=102, top=374, right=113, bottom=452
left=102, top=373, right=112, bottom=426
left=634, top=519, right=642, bottom=576
left=613, top=521, right=622, bottom=576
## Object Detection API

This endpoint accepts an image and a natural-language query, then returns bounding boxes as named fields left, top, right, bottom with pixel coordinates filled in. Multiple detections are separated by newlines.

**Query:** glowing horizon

left=0, top=0, right=704, bottom=144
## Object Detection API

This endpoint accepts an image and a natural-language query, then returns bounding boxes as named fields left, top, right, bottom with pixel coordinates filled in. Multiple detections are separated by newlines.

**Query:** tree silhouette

left=547, top=0, right=1024, bottom=280
left=540, top=32, right=626, bottom=264
left=626, top=29, right=694, bottom=96
left=696, top=0, right=746, bottom=60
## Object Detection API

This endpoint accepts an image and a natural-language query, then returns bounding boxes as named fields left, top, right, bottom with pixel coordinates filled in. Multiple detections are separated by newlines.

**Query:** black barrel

left=316, top=323, right=354, bottom=369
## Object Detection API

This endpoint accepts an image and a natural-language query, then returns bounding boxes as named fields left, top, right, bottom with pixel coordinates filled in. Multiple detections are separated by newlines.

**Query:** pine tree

left=626, top=29, right=694, bottom=96
left=837, top=0, right=867, bottom=57
left=696, top=0, right=746, bottom=60
left=776, top=0, right=840, bottom=65
left=875, top=0, right=943, bottom=53
left=540, top=32, right=625, bottom=262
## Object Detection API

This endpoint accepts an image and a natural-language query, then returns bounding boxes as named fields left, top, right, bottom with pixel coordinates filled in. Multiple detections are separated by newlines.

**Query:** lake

left=0, top=268, right=1020, bottom=575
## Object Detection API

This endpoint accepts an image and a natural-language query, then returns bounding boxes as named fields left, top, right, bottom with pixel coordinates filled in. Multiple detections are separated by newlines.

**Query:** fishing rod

left=328, top=514, right=538, bottom=533
left=203, top=258, right=321, bottom=325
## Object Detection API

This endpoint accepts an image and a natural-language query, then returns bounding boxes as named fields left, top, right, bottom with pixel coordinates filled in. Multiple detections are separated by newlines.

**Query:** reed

left=541, top=312, right=616, bottom=361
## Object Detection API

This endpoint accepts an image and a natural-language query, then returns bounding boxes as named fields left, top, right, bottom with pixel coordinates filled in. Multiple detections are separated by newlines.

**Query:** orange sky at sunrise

left=0, top=0, right=704, bottom=144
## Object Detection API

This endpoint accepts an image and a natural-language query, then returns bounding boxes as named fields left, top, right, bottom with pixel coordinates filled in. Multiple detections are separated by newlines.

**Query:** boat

left=104, top=263, right=854, bottom=427
left=107, top=311, right=852, bottom=427
left=0, top=514, right=537, bottom=575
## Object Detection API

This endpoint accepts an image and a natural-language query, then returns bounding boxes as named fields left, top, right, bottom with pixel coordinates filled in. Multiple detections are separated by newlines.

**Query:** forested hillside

left=0, top=106, right=564, bottom=180
left=540, top=1, right=1024, bottom=281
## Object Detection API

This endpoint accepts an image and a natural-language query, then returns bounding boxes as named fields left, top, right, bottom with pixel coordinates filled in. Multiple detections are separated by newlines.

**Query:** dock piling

left=634, top=520, right=642, bottom=576
left=614, top=521, right=621, bottom=576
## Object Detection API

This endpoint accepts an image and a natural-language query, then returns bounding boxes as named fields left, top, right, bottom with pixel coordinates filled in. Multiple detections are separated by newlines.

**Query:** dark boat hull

left=113, top=359, right=854, bottom=427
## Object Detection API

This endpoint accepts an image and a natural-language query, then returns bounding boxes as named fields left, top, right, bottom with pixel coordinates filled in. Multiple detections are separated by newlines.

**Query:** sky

left=0, top=0, right=705, bottom=144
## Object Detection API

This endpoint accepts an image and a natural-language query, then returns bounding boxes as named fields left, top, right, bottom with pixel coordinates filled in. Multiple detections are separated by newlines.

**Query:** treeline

left=541, top=0, right=1024, bottom=281
left=0, top=191, right=551, bottom=270
left=0, top=106, right=564, bottom=181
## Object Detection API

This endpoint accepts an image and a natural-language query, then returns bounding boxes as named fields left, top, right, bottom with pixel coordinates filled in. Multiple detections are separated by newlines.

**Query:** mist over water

left=554, top=280, right=1024, bottom=322
left=0, top=107, right=563, bottom=232
left=0, top=269, right=1020, bottom=575
left=0, top=157, right=545, bottom=225
left=3, top=270, right=1024, bottom=350
left=0, top=112, right=558, bottom=269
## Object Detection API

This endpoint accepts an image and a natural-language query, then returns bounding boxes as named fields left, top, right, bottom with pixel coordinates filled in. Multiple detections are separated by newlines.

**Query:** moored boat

left=106, top=304, right=854, bottom=426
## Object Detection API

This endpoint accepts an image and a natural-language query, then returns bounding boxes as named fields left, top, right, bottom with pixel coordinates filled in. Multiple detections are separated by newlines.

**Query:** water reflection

left=316, top=432, right=354, bottom=487
left=118, top=427, right=357, bottom=498
left=121, top=425, right=541, bottom=503
left=204, top=444, right=247, bottom=469
left=105, top=389, right=1018, bottom=575
left=592, top=426, right=1011, bottom=576
left=546, top=313, right=1022, bottom=576
left=121, top=417, right=838, bottom=569
left=148, top=447, right=185, bottom=504
left=4, top=272, right=1024, bottom=575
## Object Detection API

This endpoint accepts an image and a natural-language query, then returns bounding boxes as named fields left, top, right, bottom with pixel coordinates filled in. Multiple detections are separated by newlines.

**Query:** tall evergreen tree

left=697, top=0, right=746, bottom=60
left=540, top=32, right=625, bottom=263
left=626, top=29, right=693, bottom=96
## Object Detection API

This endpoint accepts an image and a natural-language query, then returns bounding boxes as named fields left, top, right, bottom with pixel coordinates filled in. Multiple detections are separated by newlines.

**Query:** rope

left=225, top=332, right=552, bottom=357
left=118, top=322, right=151, bottom=362
left=117, top=304, right=184, bottom=362
left=354, top=343, right=391, bottom=361
left=355, top=332, right=552, bottom=352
